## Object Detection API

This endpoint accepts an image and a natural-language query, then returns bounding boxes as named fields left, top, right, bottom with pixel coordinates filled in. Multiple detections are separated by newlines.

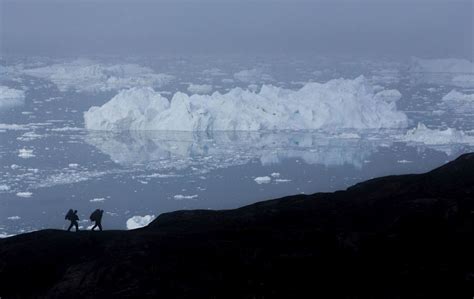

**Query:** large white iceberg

left=22, top=59, right=174, bottom=93
left=400, top=123, right=474, bottom=145
left=84, top=76, right=408, bottom=131
left=0, top=86, right=25, bottom=109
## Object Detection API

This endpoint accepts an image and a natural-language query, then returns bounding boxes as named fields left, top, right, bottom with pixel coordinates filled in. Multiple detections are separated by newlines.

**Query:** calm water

left=1, top=55, right=473, bottom=236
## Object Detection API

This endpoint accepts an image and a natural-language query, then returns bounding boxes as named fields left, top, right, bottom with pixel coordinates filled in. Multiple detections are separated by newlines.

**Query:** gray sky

left=0, top=0, right=472, bottom=58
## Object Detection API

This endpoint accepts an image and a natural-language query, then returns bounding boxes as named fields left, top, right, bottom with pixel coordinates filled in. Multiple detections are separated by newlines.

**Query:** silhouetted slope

left=1, top=154, right=474, bottom=298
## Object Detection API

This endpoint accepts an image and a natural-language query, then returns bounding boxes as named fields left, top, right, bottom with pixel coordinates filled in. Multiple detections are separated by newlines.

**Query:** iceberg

left=22, top=59, right=173, bottom=93
left=409, top=57, right=474, bottom=74
left=400, top=123, right=474, bottom=145
left=409, top=57, right=474, bottom=87
left=84, top=76, right=408, bottom=131
left=0, top=86, right=25, bottom=109
left=441, top=90, right=474, bottom=112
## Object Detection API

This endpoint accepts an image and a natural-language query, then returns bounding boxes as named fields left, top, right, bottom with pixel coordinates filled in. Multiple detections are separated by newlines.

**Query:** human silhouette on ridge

left=90, top=209, right=104, bottom=231
left=65, top=209, right=79, bottom=232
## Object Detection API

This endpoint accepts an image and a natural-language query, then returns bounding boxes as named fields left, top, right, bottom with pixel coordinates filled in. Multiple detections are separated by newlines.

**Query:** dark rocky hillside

left=1, top=153, right=474, bottom=298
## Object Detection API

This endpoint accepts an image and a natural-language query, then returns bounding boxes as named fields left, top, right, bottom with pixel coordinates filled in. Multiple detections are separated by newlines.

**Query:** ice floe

left=126, top=215, right=155, bottom=230
left=233, top=68, right=273, bottom=83
left=409, top=57, right=474, bottom=74
left=173, top=194, right=198, bottom=200
left=84, top=76, right=407, bottom=131
left=440, top=90, right=474, bottom=112
left=0, top=86, right=25, bottom=109
left=7, top=216, right=21, bottom=220
left=16, top=192, right=33, bottom=198
left=187, top=84, right=213, bottom=94
left=18, top=148, right=35, bottom=158
left=254, top=176, right=271, bottom=184
left=90, top=197, right=106, bottom=202
left=400, top=123, right=474, bottom=145
left=22, top=59, right=174, bottom=93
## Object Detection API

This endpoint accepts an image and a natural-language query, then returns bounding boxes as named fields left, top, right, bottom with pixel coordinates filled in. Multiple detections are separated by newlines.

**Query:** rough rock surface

left=1, top=154, right=474, bottom=298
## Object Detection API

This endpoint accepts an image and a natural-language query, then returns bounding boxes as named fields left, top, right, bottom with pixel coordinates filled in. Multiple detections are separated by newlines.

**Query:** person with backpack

left=90, top=209, right=104, bottom=231
left=65, top=209, right=79, bottom=232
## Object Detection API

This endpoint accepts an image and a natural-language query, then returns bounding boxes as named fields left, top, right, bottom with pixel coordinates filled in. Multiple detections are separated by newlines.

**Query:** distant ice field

left=1, top=55, right=473, bottom=236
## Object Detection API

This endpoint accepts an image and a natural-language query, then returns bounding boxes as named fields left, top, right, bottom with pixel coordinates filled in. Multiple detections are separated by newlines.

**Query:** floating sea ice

left=187, top=84, right=213, bottom=94
left=16, top=192, right=33, bottom=198
left=126, top=215, right=156, bottom=230
left=254, top=176, right=271, bottom=184
left=0, top=86, right=25, bottom=109
left=68, top=163, right=79, bottom=168
left=90, top=197, right=106, bottom=202
left=270, top=172, right=280, bottom=178
left=400, top=123, right=474, bottom=145
left=173, top=194, right=198, bottom=200
left=441, top=90, right=474, bottom=112
left=7, top=216, right=21, bottom=220
left=0, top=184, right=10, bottom=191
left=18, top=148, right=35, bottom=158
left=275, top=179, right=292, bottom=183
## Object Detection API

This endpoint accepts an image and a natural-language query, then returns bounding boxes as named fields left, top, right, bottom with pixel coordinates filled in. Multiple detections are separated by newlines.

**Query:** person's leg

left=92, top=223, right=97, bottom=231
left=74, top=222, right=79, bottom=232
left=67, top=222, right=73, bottom=231
left=98, top=221, right=103, bottom=231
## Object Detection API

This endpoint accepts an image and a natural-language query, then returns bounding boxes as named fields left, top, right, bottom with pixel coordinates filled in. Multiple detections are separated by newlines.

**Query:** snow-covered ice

left=233, top=69, right=273, bottom=83
left=409, top=57, right=474, bottom=74
left=187, top=84, right=213, bottom=94
left=441, top=90, right=474, bottom=112
left=173, top=194, right=198, bottom=200
left=90, top=197, right=106, bottom=202
left=16, top=192, right=33, bottom=198
left=0, top=86, right=25, bottom=109
left=254, top=176, right=271, bottom=184
left=7, top=216, right=21, bottom=220
left=22, top=59, right=174, bottom=93
left=126, top=215, right=155, bottom=230
left=400, top=123, right=474, bottom=145
left=18, top=148, right=35, bottom=158
left=84, top=76, right=407, bottom=131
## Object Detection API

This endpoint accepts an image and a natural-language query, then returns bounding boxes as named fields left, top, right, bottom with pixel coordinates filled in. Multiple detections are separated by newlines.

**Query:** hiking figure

left=65, top=209, right=79, bottom=232
left=90, top=209, right=104, bottom=231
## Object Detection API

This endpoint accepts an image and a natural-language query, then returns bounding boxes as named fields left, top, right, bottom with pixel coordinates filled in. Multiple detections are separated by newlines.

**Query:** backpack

left=65, top=209, right=73, bottom=220
left=90, top=209, right=99, bottom=221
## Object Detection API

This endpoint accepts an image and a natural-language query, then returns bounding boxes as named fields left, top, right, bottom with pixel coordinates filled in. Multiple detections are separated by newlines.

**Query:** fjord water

left=1, top=56, right=473, bottom=236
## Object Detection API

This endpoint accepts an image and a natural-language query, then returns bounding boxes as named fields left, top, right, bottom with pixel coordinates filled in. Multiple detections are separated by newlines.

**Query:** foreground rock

left=1, top=154, right=474, bottom=298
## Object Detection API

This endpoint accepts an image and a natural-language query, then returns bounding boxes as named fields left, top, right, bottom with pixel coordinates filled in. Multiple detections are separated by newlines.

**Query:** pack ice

left=84, top=76, right=407, bottom=131
left=0, top=86, right=25, bottom=109
left=22, top=59, right=173, bottom=93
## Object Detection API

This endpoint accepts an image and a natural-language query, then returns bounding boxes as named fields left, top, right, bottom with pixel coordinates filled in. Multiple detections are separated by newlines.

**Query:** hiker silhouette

left=65, top=209, right=79, bottom=232
left=90, top=209, right=104, bottom=231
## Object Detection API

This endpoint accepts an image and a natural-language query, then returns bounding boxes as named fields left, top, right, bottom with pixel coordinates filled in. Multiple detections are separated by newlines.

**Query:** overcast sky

left=0, top=0, right=472, bottom=58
